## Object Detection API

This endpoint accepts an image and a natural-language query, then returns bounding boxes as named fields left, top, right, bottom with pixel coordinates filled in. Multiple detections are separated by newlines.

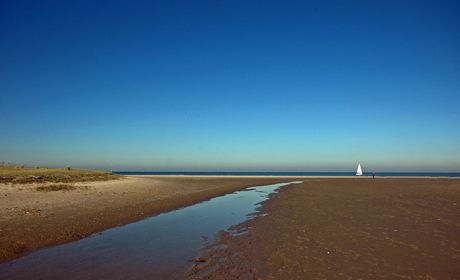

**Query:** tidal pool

left=0, top=181, right=301, bottom=280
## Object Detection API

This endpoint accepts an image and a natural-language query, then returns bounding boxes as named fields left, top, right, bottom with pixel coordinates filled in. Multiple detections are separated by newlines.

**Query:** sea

left=114, top=171, right=460, bottom=177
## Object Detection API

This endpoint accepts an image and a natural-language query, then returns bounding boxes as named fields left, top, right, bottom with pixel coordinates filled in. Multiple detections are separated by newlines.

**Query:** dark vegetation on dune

left=0, top=166, right=123, bottom=185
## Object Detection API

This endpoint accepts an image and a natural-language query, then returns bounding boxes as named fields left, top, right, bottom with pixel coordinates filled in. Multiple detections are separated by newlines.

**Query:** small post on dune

left=111, top=164, right=113, bottom=174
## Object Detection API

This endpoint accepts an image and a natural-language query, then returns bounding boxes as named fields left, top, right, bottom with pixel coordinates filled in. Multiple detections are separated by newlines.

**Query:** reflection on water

left=0, top=182, right=301, bottom=280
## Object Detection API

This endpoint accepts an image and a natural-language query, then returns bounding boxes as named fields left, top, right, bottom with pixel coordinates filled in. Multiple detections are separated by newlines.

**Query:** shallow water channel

left=0, top=181, right=301, bottom=280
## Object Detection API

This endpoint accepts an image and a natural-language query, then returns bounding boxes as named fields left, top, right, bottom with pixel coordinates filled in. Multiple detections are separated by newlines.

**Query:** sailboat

left=356, top=164, right=363, bottom=176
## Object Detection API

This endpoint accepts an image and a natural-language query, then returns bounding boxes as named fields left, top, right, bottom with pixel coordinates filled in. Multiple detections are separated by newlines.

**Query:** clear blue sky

left=1, top=0, right=459, bottom=172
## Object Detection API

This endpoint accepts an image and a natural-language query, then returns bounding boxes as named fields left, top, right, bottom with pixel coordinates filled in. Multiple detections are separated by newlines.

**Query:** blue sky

left=1, top=0, right=459, bottom=172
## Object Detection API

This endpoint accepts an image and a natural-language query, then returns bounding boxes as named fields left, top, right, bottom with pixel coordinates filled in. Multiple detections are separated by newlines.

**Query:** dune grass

left=0, top=166, right=123, bottom=184
left=35, top=184, right=77, bottom=192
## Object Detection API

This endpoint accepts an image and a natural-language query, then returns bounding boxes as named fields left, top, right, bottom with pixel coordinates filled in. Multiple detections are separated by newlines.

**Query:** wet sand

left=0, top=175, right=300, bottom=263
left=186, top=178, right=460, bottom=279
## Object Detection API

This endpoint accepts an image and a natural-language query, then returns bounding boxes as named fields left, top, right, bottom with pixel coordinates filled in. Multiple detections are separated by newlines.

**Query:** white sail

left=356, top=164, right=363, bottom=176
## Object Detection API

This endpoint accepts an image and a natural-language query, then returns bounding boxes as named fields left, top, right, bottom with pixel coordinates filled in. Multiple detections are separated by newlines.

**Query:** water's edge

left=116, top=172, right=460, bottom=177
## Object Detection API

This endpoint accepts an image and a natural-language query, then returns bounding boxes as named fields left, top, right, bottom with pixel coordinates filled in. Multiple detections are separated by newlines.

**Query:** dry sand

left=185, top=177, right=460, bottom=280
left=0, top=175, right=299, bottom=263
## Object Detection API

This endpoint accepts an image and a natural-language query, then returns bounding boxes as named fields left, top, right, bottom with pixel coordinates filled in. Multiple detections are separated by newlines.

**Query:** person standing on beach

left=373, top=172, right=375, bottom=179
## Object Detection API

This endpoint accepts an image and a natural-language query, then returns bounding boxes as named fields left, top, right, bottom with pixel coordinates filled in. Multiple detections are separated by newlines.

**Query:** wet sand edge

left=185, top=177, right=460, bottom=279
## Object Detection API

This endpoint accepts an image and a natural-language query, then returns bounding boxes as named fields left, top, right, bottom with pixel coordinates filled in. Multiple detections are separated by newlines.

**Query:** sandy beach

left=0, top=175, right=298, bottom=263
left=2, top=176, right=460, bottom=279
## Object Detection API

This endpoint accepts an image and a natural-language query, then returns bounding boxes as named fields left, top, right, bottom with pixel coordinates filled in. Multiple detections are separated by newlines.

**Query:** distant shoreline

left=114, top=171, right=460, bottom=178
left=121, top=174, right=460, bottom=179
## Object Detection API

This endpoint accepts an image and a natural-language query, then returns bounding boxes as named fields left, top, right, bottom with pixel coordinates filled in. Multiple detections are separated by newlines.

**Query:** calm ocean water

left=114, top=171, right=460, bottom=177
